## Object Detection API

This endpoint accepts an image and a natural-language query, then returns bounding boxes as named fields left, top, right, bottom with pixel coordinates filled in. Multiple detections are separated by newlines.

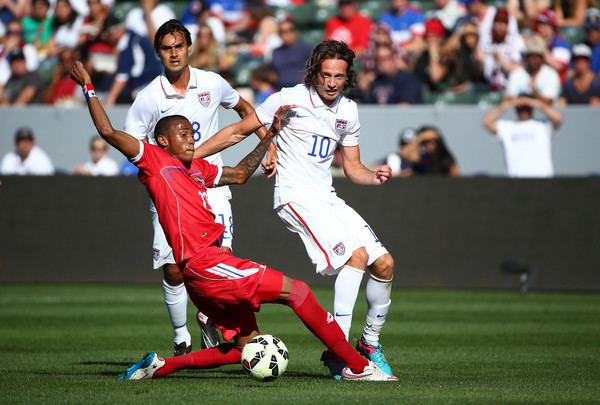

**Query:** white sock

left=162, top=279, right=191, bottom=345
left=363, top=274, right=392, bottom=346
left=334, top=265, right=365, bottom=340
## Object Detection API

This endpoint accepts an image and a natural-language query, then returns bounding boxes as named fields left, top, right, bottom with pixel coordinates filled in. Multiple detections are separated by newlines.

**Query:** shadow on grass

left=77, top=361, right=131, bottom=367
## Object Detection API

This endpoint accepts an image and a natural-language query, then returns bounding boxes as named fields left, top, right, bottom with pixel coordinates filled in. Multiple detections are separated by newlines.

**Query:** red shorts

left=183, top=246, right=283, bottom=341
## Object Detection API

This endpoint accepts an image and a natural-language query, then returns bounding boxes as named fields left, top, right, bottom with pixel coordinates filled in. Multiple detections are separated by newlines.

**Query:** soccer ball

left=241, top=334, right=289, bottom=382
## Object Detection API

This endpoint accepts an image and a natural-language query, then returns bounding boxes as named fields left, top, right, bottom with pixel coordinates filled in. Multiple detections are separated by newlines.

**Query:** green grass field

left=0, top=285, right=599, bottom=404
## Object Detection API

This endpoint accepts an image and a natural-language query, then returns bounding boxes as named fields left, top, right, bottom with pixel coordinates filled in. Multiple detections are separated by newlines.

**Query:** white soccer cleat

left=341, top=361, right=398, bottom=381
left=118, top=352, right=165, bottom=381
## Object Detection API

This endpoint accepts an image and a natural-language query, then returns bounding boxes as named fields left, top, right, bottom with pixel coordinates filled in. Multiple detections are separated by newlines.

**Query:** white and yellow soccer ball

left=241, top=334, right=289, bottom=382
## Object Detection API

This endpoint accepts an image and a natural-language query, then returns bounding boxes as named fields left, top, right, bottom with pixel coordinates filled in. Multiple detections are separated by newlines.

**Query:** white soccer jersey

left=255, top=84, right=360, bottom=208
left=124, top=66, right=240, bottom=168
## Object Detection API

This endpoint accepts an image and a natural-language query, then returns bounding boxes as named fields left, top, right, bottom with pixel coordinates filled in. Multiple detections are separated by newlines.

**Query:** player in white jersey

left=195, top=41, right=396, bottom=379
left=124, top=20, right=271, bottom=356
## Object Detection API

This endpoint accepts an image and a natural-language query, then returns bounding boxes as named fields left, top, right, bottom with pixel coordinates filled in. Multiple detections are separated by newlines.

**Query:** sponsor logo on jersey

left=335, top=119, right=347, bottom=131
left=160, top=105, right=174, bottom=114
left=198, top=91, right=211, bottom=107
left=333, top=242, right=345, bottom=256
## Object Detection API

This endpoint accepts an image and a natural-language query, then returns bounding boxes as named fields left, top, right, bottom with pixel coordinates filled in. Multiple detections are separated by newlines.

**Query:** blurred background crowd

left=0, top=0, right=598, bottom=176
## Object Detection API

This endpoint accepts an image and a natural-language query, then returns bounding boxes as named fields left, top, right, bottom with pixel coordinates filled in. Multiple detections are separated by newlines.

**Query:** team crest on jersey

left=333, top=242, right=346, bottom=256
left=335, top=119, right=348, bottom=131
left=198, top=91, right=211, bottom=107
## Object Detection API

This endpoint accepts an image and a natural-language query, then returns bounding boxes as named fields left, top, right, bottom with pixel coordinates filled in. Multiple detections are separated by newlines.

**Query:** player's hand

left=269, top=104, right=295, bottom=136
left=374, top=165, right=392, bottom=185
left=70, top=61, right=92, bottom=86
left=261, top=142, right=278, bottom=178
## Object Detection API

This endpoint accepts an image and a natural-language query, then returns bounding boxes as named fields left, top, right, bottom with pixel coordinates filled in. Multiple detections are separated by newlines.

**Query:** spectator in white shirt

left=0, top=127, right=54, bottom=175
left=73, top=135, right=119, bottom=176
left=482, top=92, right=563, bottom=177
left=505, top=35, right=561, bottom=104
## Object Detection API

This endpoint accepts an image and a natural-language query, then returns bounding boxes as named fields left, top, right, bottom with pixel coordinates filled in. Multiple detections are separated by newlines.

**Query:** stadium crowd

left=0, top=0, right=597, bottom=175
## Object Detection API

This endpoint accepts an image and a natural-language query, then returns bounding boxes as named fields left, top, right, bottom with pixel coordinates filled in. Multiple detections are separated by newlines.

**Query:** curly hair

left=304, top=40, right=357, bottom=90
left=154, top=114, right=188, bottom=144
left=154, top=19, right=192, bottom=53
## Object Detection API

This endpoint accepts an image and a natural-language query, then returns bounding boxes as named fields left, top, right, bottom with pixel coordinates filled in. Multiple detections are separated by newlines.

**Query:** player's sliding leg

left=265, top=273, right=396, bottom=381
left=162, top=263, right=192, bottom=356
left=356, top=253, right=395, bottom=376
left=117, top=344, right=243, bottom=380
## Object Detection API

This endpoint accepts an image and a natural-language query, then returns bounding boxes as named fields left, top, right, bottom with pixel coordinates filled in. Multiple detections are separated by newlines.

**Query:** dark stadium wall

left=1, top=176, right=599, bottom=290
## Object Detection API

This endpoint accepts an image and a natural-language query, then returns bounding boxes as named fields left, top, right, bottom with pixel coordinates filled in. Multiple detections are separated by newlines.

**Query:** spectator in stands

left=533, top=10, right=571, bottom=81
left=0, top=0, right=27, bottom=25
left=249, top=64, right=276, bottom=104
left=270, top=18, right=312, bottom=90
left=189, top=22, right=230, bottom=72
left=0, top=19, right=40, bottom=87
left=446, top=18, right=487, bottom=93
left=584, top=8, right=600, bottom=73
left=22, top=0, right=54, bottom=59
left=0, top=127, right=54, bottom=175
left=324, top=0, right=372, bottom=56
left=0, top=47, right=43, bottom=105
left=414, top=18, right=454, bottom=94
left=73, top=135, right=119, bottom=176
left=41, top=47, right=79, bottom=105
left=378, top=127, right=416, bottom=176
left=479, top=7, right=525, bottom=91
left=103, top=16, right=162, bottom=106
left=554, top=0, right=587, bottom=27
left=181, top=0, right=226, bottom=44
left=79, top=0, right=111, bottom=46
left=363, top=43, right=422, bottom=104
left=482, top=92, right=563, bottom=177
left=400, top=125, right=459, bottom=176
left=50, top=0, right=84, bottom=52
left=506, top=0, right=547, bottom=29
left=559, top=43, right=600, bottom=105
left=209, top=0, right=251, bottom=42
left=379, top=0, right=425, bottom=53
left=249, top=10, right=282, bottom=60
left=505, top=35, right=561, bottom=104
left=125, top=0, right=175, bottom=43
left=430, top=0, right=466, bottom=32
left=461, top=0, right=518, bottom=50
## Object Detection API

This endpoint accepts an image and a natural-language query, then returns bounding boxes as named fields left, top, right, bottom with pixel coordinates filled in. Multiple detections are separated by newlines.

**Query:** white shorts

left=151, top=188, right=234, bottom=269
left=276, top=195, right=388, bottom=276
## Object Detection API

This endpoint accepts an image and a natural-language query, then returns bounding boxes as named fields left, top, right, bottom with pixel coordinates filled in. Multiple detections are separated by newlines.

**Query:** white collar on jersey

left=159, top=66, right=198, bottom=99
left=308, top=85, right=342, bottom=113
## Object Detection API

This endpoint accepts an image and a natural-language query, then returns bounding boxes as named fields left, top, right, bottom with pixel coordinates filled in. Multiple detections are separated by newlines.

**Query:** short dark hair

left=154, top=19, right=192, bottom=53
left=154, top=115, right=188, bottom=144
left=304, top=40, right=357, bottom=90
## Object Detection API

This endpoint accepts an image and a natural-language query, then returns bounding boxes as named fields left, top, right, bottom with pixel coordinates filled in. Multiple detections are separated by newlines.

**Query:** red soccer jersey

left=133, top=142, right=225, bottom=265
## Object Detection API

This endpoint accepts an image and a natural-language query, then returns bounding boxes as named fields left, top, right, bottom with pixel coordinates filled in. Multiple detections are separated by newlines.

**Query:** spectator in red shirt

left=324, top=0, right=372, bottom=56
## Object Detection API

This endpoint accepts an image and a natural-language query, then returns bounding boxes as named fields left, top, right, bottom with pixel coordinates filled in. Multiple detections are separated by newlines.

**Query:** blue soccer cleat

left=117, top=352, right=165, bottom=381
left=356, top=337, right=395, bottom=377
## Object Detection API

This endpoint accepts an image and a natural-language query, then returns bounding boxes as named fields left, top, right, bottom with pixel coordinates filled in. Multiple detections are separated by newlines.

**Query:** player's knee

left=370, top=253, right=394, bottom=281
left=348, top=247, right=369, bottom=269
left=163, top=263, right=184, bottom=285
left=285, top=278, right=310, bottom=309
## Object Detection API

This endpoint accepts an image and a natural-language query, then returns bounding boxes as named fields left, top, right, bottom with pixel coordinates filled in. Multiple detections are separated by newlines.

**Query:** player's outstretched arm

left=70, top=61, right=140, bottom=159
left=218, top=105, right=292, bottom=185
left=342, top=145, right=391, bottom=185
left=193, top=113, right=265, bottom=160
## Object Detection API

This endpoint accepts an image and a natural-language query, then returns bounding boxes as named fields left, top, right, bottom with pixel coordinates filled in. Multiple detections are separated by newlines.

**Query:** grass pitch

left=0, top=285, right=599, bottom=404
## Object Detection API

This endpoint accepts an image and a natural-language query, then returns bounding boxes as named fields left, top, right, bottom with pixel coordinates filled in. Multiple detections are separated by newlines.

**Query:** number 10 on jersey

left=308, top=135, right=333, bottom=158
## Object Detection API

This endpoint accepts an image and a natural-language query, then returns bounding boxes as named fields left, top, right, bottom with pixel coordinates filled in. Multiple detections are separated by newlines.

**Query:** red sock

left=286, top=279, right=368, bottom=374
left=153, top=343, right=241, bottom=378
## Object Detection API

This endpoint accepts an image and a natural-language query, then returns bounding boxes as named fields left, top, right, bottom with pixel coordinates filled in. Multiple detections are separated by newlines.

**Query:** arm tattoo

left=219, top=134, right=273, bottom=185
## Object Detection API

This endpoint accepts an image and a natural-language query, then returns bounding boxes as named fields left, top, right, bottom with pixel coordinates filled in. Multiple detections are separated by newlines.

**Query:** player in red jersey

left=70, top=62, right=396, bottom=381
